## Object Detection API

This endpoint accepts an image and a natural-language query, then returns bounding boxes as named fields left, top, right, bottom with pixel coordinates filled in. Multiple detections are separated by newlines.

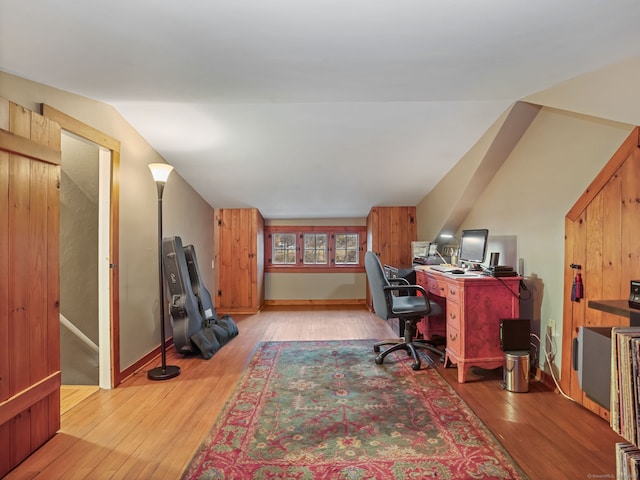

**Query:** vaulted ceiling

left=2, top=1, right=640, bottom=218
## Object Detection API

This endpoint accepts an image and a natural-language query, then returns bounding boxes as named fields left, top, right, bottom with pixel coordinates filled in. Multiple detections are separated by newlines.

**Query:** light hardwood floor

left=60, top=386, right=101, bottom=416
left=6, top=307, right=623, bottom=479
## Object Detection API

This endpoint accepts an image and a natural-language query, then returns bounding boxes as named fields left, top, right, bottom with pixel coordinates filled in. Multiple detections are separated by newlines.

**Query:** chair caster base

left=373, top=345, right=381, bottom=353
left=411, top=362, right=421, bottom=370
left=375, top=355, right=384, bottom=365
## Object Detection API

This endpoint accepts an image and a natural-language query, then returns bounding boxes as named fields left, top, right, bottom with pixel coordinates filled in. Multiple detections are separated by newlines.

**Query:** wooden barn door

left=0, top=100, right=61, bottom=477
left=561, top=127, right=640, bottom=420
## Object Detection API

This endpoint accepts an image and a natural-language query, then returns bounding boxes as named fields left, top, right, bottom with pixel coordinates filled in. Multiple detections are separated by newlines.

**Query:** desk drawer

left=446, top=283, right=461, bottom=303
left=415, top=270, right=429, bottom=288
left=446, top=301, right=461, bottom=329
left=447, top=323, right=461, bottom=354
left=427, top=277, right=445, bottom=296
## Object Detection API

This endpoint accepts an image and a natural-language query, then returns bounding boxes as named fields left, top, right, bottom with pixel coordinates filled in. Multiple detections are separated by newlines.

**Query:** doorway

left=60, top=131, right=99, bottom=385
left=44, top=104, right=122, bottom=389
left=59, top=131, right=113, bottom=389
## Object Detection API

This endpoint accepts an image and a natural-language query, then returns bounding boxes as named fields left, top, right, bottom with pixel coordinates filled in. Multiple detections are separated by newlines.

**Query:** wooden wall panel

left=11, top=412, right=31, bottom=472
left=253, top=208, right=265, bottom=308
left=621, top=148, right=640, bottom=285
left=235, top=210, right=246, bottom=307
left=9, top=154, right=31, bottom=395
left=377, top=207, right=393, bottom=261
left=601, top=167, right=622, bottom=301
left=563, top=127, right=640, bottom=419
left=563, top=210, right=587, bottom=397
left=9, top=103, right=31, bottom=138
left=0, top=150, right=8, bottom=405
left=584, top=193, right=603, bottom=327
left=0, top=101, right=61, bottom=477
left=0, top=147, right=8, bottom=476
left=30, top=159, right=49, bottom=382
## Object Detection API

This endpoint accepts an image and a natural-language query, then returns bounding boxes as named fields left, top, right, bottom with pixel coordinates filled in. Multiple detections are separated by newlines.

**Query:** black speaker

left=629, top=280, right=640, bottom=309
left=500, top=319, right=530, bottom=351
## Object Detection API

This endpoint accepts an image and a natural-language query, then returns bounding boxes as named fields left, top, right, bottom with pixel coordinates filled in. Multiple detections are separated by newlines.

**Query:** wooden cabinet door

left=214, top=208, right=264, bottom=314
left=0, top=101, right=61, bottom=478
left=367, top=206, right=416, bottom=266
left=366, top=206, right=417, bottom=309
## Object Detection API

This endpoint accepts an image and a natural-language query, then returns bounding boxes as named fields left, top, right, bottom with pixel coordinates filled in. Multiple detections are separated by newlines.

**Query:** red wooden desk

left=415, top=267, right=521, bottom=383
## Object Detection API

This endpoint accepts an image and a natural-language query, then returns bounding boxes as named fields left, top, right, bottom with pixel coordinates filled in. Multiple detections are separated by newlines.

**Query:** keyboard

left=430, top=265, right=458, bottom=273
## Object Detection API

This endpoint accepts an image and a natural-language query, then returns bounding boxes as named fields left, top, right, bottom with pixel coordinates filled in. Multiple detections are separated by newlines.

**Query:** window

left=334, top=233, right=359, bottom=265
left=272, top=233, right=297, bottom=265
left=304, top=233, right=328, bottom=264
left=265, top=226, right=366, bottom=273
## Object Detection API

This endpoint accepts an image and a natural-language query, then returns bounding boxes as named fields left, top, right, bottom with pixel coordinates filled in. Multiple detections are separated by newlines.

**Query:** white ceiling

left=2, top=0, right=640, bottom=218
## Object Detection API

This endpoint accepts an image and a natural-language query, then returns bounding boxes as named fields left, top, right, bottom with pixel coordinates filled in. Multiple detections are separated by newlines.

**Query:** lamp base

left=147, top=365, right=181, bottom=381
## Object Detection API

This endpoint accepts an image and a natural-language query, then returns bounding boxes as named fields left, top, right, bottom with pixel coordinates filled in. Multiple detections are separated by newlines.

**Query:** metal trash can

left=503, top=351, right=530, bottom=393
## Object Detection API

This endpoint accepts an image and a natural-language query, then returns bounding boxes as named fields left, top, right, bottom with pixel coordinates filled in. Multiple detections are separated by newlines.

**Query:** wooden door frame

left=41, top=105, right=123, bottom=388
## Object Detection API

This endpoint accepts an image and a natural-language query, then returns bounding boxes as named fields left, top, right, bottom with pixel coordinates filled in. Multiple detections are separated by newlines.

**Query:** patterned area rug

left=182, top=340, right=528, bottom=479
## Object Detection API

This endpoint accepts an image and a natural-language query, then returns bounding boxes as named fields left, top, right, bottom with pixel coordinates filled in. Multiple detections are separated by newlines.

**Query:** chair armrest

left=388, top=277, right=410, bottom=286
left=383, top=284, right=428, bottom=298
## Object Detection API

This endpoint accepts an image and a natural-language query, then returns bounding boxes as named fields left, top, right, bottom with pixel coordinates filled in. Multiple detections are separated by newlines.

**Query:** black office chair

left=365, top=251, right=444, bottom=370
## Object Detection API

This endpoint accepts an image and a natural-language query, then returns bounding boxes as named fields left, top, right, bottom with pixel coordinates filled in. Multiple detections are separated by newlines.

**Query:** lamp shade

left=148, top=163, right=174, bottom=183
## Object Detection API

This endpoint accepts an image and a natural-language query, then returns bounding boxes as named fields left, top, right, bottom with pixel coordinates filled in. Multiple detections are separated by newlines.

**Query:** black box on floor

left=500, top=319, right=530, bottom=351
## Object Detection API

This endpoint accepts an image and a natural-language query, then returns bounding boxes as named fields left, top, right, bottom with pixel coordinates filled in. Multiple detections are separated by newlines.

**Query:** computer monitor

left=458, top=229, right=489, bottom=268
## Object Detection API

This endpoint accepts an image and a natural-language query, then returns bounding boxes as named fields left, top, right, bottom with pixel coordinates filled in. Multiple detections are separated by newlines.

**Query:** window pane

left=303, top=233, right=328, bottom=264
left=304, top=235, right=315, bottom=249
left=272, top=233, right=297, bottom=264
left=334, top=233, right=359, bottom=264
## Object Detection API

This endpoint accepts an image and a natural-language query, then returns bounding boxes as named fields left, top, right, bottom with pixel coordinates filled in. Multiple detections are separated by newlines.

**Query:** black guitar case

left=184, top=244, right=239, bottom=343
left=162, top=236, right=204, bottom=355
left=162, top=236, right=238, bottom=359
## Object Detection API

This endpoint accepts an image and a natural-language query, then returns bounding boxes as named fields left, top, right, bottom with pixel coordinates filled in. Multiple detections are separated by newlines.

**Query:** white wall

left=418, top=106, right=633, bottom=371
left=465, top=107, right=631, bottom=369
left=417, top=55, right=640, bottom=373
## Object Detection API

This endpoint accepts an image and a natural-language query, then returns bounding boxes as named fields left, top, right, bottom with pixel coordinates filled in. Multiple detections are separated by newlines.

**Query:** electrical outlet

left=548, top=319, right=555, bottom=336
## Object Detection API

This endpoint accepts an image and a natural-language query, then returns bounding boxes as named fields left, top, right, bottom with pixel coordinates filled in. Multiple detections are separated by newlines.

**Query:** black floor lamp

left=147, top=163, right=181, bottom=381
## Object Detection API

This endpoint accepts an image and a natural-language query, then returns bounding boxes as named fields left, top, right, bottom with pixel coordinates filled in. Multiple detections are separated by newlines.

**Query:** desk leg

left=444, top=353, right=452, bottom=369
left=444, top=353, right=469, bottom=383
left=456, top=362, right=470, bottom=383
